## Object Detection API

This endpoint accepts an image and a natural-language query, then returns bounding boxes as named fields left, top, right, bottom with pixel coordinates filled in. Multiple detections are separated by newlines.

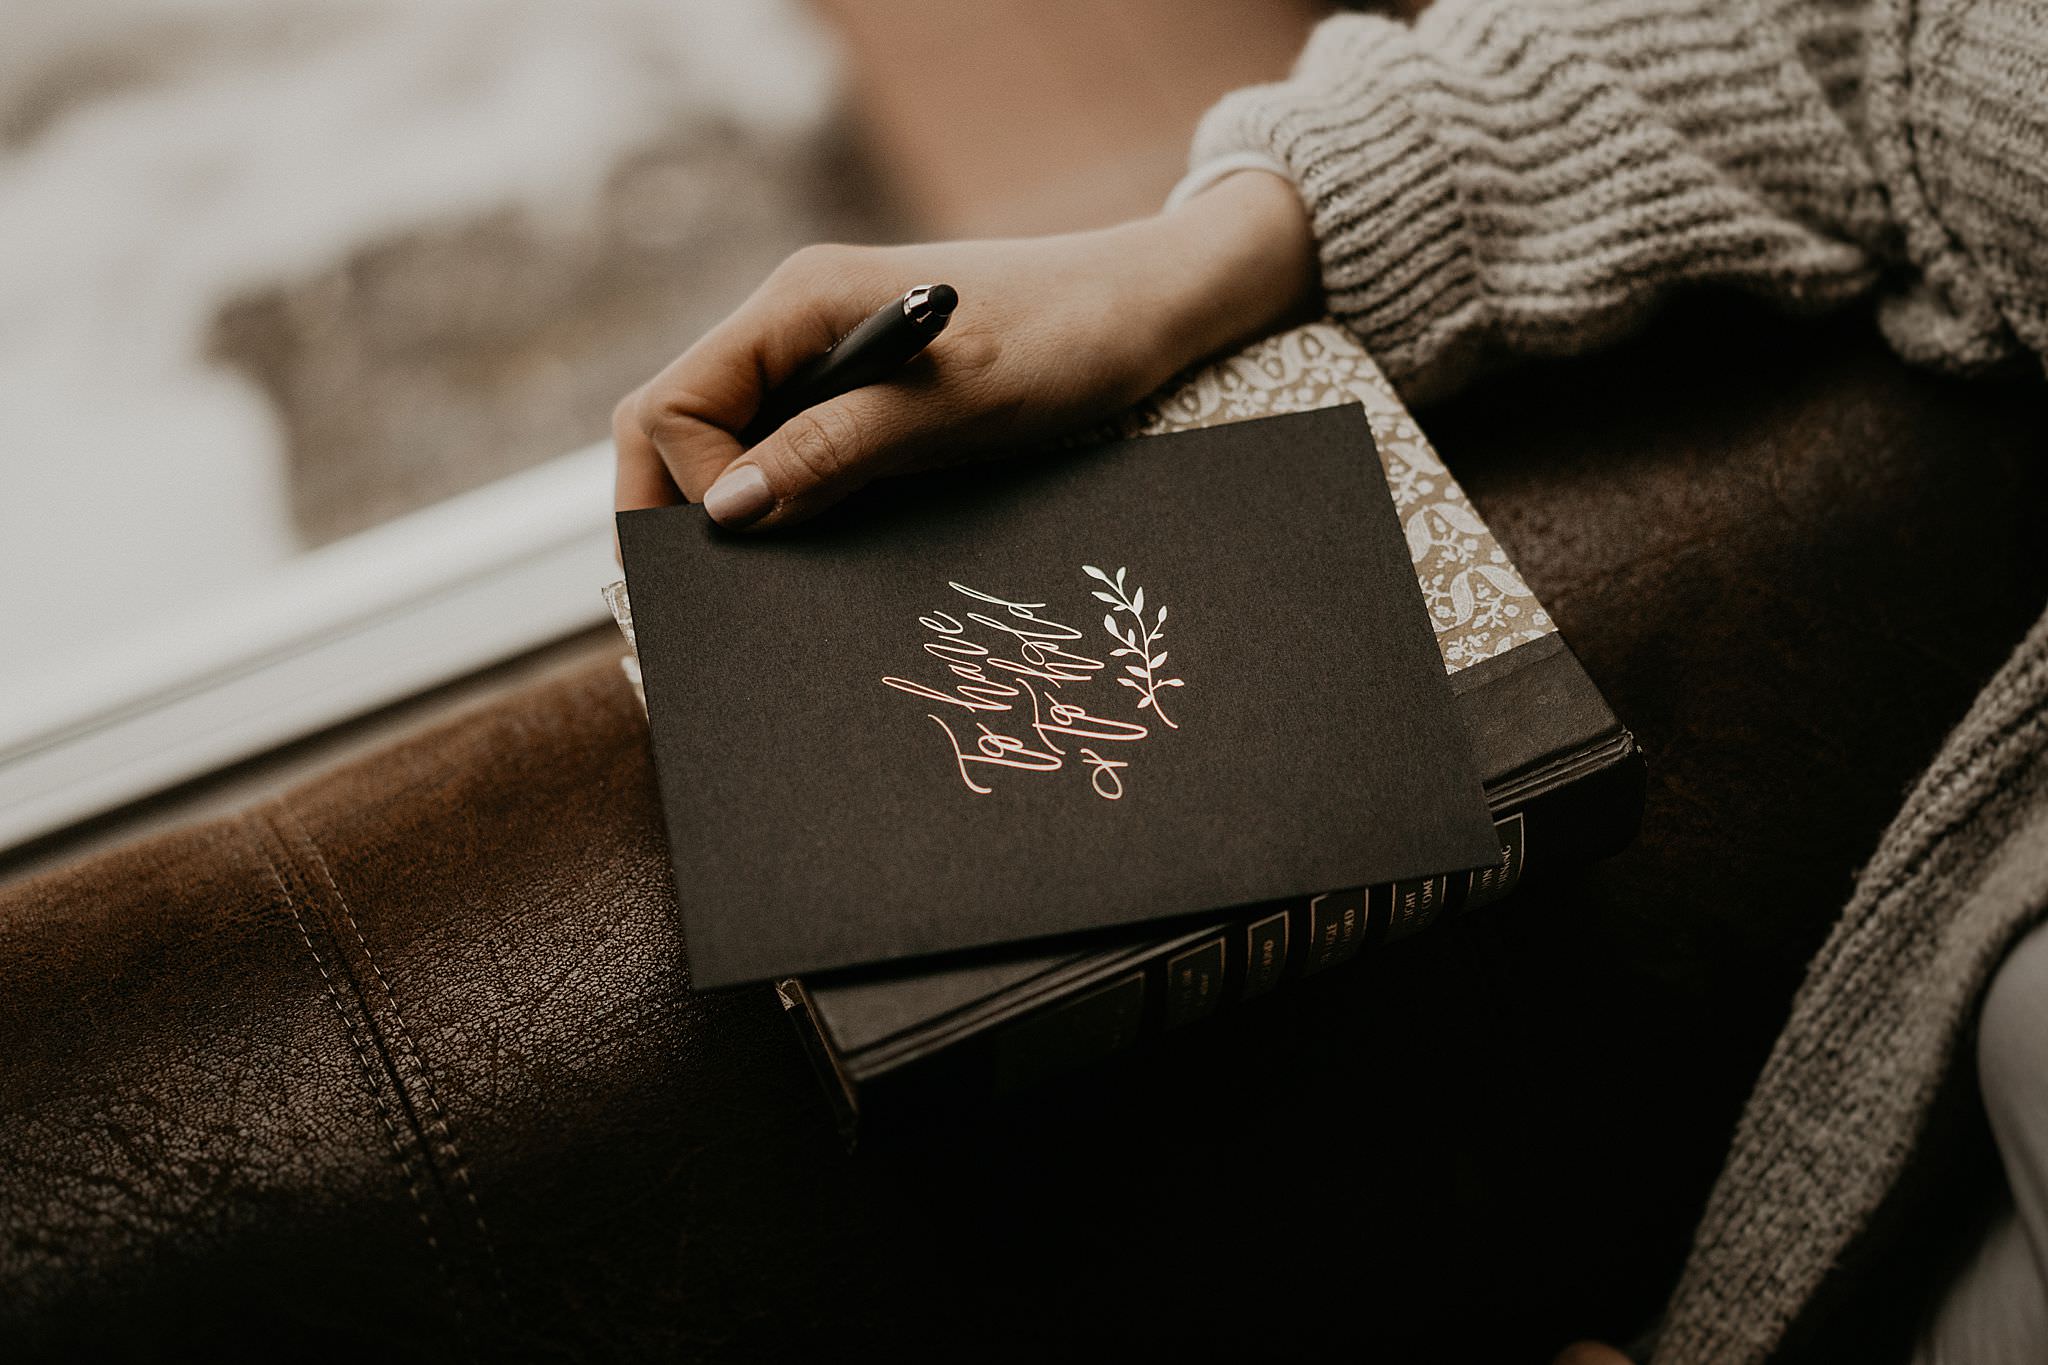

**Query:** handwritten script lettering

left=882, top=575, right=1185, bottom=798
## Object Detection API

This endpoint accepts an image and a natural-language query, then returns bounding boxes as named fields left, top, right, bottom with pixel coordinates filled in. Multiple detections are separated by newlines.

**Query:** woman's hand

left=613, top=170, right=1317, bottom=529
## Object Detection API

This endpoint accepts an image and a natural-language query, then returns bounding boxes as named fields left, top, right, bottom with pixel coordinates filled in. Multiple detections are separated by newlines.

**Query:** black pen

left=738, top=283, right=958, bottom=448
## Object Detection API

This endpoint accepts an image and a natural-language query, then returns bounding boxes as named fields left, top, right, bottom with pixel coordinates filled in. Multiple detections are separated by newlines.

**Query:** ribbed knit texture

left=1191, top=1, right=2048, bottom=1358
left=1865, top=0, right=2048, bottom=368
left=1654, top=616, right=2048, bottom=1362
left=1190, top=0, right=2045, bottom=399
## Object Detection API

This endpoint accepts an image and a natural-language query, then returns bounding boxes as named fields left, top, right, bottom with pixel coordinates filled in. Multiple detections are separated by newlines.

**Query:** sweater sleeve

left=1190, top=0, right=1897, bottom=398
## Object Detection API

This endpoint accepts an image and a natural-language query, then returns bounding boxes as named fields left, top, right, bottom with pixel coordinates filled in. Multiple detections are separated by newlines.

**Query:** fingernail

left=703, top=464, right=772, bottom=529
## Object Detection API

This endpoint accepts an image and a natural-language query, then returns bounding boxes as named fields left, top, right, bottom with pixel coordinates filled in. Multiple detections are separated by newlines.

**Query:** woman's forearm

left=1189, top=0, right=1891, bottom=399
left=614, top=171, right=1321, bottom=526
left=1139, top=170, right=1320, bottom=377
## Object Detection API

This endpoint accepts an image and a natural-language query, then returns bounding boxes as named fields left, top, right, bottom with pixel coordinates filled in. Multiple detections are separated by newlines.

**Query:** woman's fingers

left=626, top=313, right=814, bottom=503
left=612, top=183, right=1319, bottom=524
left=616, top=247, right=900, bottom=506
left=611, top=391, right=684, bottom=512
left=701, top=380, right=942, bottom=530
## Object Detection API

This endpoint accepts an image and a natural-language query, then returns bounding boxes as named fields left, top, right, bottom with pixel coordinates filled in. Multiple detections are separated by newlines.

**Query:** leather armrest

left=3, top=301, right=2043, bottom=1360
left=0, top=664, right=850, bottom=1357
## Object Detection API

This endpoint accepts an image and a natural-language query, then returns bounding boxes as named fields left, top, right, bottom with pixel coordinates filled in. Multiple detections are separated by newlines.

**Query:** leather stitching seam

left=247, top=808, right=471, bottom=1342
left=280, top=805, right=509, bottom=1308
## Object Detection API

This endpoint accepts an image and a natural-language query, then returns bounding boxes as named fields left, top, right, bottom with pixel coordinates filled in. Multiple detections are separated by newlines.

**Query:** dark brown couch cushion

left=2, top=300, right=2043, bottom=1362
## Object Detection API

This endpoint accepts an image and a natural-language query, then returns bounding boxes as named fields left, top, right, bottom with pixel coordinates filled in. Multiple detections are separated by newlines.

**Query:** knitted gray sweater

left=1191, top=0, right=2045, bottom=400
left=1190, top=0, right=2048, bottom=1360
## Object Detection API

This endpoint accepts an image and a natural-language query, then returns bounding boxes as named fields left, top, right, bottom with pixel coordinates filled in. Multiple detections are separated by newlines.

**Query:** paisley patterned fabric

left=1122, top=321, right=1556, bottom=674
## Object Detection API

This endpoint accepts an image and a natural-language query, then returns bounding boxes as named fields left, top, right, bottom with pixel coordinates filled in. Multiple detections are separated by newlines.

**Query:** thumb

left=701, top=385, right=926, bottom=530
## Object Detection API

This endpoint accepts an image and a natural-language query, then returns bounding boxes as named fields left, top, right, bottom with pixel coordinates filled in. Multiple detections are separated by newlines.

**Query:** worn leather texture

left=3, top=302, right=2044, bottom=1361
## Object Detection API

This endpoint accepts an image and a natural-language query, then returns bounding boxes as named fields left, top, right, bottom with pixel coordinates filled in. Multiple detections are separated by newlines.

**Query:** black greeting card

left=618, top=404, right=1501, bottom=987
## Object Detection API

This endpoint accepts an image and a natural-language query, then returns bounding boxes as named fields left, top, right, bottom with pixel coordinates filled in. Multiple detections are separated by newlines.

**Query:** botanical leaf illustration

left=1084, top=564, right=1182, bottom=729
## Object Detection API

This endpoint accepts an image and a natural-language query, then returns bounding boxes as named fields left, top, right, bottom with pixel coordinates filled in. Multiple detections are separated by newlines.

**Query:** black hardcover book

left=619, top=407, right=1507, bottom=988
left=782, top=636, right=1640, bottom=1137
left=608, top=323, right=1642, bottom=1136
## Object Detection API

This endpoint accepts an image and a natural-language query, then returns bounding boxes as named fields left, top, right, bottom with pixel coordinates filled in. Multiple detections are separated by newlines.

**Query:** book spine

left=1152, top=811, right=1525, bottom=1034
left=966, top=743, right=1639, bottom=1103
left=796, top=733, right=1644, bottom=1138
left=963, top=814, right=1527, bottom=1103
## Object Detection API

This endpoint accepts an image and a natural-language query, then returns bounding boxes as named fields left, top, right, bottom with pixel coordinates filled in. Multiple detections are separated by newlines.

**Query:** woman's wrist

left=1139, top=169, right=1320, bottom=376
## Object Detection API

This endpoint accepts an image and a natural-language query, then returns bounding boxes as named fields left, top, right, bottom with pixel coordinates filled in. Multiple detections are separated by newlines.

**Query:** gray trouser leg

left=1915, top=918, right=2048, bottom=1364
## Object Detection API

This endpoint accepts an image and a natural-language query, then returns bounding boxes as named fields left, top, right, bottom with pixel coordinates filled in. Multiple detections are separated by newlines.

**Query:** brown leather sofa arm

left=0, top=661, right=842, bottom=1358
left=2, top=302, right=2044, bottom=1362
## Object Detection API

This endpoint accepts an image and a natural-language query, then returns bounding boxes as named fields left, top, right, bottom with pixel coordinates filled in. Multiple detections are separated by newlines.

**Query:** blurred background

left=0, top=0, right=1329, bottom=869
